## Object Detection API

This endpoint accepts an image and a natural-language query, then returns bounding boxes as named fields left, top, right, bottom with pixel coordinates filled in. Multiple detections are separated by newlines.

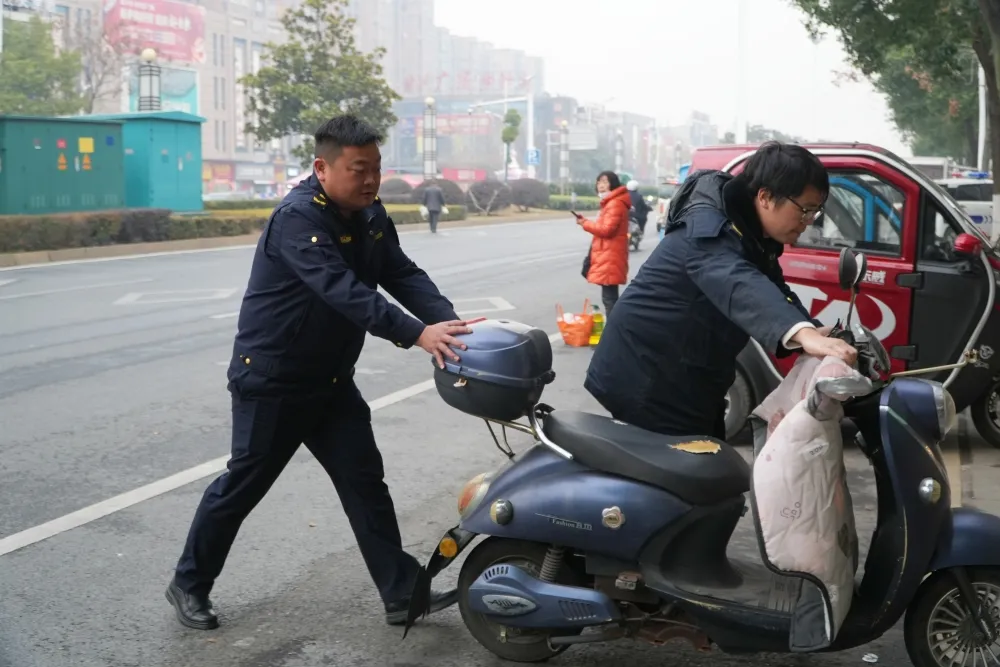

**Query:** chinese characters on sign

left=103, top=0, right=207, bottom=63
left=863, top=269, right=887, bottom=286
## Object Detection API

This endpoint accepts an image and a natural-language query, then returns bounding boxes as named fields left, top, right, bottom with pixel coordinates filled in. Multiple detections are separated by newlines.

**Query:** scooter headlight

left=930, top=381, right=958, bottom=438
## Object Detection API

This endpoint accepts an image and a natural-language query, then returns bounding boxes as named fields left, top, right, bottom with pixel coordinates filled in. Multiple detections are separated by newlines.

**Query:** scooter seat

left=543, top=411, right=750, bottom=506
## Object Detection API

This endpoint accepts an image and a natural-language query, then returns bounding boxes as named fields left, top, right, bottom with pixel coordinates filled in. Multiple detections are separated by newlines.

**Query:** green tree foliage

left=502, top=109, right=522, bottom=180
left=240, top=0, right=401, bottom=166
left=0, top=16, right=84, bottom=115
left=790, top=0, right=996, bottom=173
left=876, top=46, right=980, bottom=162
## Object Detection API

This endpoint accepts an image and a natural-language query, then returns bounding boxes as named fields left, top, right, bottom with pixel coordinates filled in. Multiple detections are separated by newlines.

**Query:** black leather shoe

left=385, top=588, right=458, bottom=626
left=165, top=579, right=220, bottom=630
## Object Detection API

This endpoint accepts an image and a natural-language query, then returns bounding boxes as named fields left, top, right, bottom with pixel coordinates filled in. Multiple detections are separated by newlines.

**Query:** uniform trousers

left=173, top=378, right=419, bottom=603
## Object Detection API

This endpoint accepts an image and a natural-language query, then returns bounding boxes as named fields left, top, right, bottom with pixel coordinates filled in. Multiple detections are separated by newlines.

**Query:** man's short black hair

left=740, top=141, right=829, bottom=202
left=314, top=114, right=384, bottom=159
left=596, top=170, right=622, bottom=191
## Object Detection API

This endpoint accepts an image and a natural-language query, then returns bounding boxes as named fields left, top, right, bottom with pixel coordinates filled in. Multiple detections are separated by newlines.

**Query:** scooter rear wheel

left=904, top=568, right=1000, bottom=667
left=458, top=537, right=585, bottom=663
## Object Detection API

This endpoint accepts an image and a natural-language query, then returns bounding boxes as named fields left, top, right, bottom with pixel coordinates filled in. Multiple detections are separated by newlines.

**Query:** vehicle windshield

left=922, top=178, right=993, bottom=246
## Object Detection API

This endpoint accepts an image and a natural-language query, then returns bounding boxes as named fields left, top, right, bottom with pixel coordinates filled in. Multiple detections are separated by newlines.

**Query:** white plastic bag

left=751, top=354, right=870, bottom=648
left=419, top=205, right=429, bottom=220
left=441, top=205, right=450, bottom=216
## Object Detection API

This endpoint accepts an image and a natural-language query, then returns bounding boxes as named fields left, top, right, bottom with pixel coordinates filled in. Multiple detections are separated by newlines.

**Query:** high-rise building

left=349, top=0, right=546, bottom=174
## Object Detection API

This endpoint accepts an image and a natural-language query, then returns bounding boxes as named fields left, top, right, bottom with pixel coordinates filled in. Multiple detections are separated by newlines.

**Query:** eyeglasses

left=787, top=196, right=824, bottom=223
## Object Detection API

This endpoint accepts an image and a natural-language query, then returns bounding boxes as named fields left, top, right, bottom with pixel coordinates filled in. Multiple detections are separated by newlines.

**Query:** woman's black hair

left=595, top=170, right=622, bottom=191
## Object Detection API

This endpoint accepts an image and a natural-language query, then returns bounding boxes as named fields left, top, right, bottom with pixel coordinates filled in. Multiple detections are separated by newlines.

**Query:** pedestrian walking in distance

left=421, top=181, right=445, bottom=233
left=166, top=114, right=471, bottom=631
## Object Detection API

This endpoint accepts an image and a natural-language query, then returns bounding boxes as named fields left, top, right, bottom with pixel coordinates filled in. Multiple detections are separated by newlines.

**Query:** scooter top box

left=433, top=319, right=555, bottom=422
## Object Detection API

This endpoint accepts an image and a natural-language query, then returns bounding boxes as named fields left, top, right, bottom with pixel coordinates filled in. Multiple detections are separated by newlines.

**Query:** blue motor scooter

left=405, top=248, right=1000, bottom=667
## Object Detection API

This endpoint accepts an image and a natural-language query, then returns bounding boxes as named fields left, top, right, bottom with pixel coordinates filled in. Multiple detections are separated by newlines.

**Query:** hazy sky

left=433, top=0, right=911, bottom=156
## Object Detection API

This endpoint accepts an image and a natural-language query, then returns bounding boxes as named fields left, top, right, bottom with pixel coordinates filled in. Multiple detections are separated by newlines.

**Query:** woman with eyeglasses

left=583, top=141, right=856, bottom=440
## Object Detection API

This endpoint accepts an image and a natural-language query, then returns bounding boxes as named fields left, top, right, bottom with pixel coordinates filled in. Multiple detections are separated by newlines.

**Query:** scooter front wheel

left=904, top=568, right=1000, bottom=667
left=457, top=537, right=585, bottom=663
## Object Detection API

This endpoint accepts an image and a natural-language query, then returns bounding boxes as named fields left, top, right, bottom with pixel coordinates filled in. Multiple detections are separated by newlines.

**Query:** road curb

left=0, top=211, right=561, bottom=268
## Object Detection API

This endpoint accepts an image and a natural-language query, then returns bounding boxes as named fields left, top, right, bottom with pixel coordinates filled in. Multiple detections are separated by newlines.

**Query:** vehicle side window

left=794, top=170, right=904, bottom=257
left=919, top=195, right=964, bottom=263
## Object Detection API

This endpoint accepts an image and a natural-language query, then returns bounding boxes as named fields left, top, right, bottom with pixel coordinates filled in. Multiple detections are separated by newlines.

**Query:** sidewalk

left=959, top=413, right=1000, bottom=516
left=0, top=209, right=562, bottom=268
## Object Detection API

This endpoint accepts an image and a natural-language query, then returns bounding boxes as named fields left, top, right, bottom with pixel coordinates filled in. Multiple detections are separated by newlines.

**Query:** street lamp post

left=545, top=129, right=561, bottom=184
left=559, top=121, right=570, bottom=195
left=137, top=48, right=162, bottom=112
left=423, top=96, right=437, bottom=181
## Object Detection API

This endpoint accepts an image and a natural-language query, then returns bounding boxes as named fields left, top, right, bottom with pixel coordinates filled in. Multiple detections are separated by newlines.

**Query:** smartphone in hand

left=570, top=210, right=580, bottom=218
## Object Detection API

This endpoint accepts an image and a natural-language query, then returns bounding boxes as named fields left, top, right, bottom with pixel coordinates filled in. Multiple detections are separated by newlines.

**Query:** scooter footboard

left=467, top=563, right=621, bottom=628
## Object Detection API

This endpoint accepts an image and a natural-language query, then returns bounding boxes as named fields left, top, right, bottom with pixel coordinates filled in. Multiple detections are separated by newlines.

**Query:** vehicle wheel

left=458, top=538, right=586, bottom=663
left=970, top=383, right=1000, bottom=449
left=904, top=568, right=1000, bottom=667
left=724, top=370, right=753, bottom=441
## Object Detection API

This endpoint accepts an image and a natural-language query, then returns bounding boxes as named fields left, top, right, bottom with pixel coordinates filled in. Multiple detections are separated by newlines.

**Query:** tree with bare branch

left=63, top=13, right=138, bottom=114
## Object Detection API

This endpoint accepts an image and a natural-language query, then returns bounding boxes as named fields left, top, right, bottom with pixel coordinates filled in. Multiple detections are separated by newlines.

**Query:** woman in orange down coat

left=575, top=170, right=631, bottom=315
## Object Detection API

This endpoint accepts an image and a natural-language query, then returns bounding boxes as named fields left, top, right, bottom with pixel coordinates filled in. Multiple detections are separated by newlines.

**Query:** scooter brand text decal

left=535, top=513, right=593, bottom=531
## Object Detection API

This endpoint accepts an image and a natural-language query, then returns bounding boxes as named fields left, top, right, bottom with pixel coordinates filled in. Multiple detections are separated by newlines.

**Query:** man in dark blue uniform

left=585, top=141, right=857, bottom=438
left=166, top=114, right=470, bottom=631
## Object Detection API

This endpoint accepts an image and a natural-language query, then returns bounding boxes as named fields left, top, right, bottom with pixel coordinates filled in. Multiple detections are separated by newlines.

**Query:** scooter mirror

left=954, top=232, right=983, bottom=259
left=838, top=248, right=867, bottom=291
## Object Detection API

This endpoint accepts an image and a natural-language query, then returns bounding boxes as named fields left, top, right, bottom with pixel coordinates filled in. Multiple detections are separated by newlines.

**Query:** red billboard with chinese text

left=103, top=0, right=206, bottom=64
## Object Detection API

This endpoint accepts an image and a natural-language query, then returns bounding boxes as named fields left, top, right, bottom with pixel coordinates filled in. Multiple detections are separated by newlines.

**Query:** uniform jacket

left=228, top=175, right=458, bottom=395
left=581, top=185, right=630, bottom=286
left=584, top=170, right=818, bottom=436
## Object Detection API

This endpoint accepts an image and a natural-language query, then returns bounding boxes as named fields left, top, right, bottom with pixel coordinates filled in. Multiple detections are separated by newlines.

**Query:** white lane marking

left=0, top=245, right=257, bottom=272
left=518, top=251, right=583, bottom=265
left=114, top=288, right=238, bottom=306
left=210, top=311, right=239, bottom=320
left=0, top=279, right=18, bottom=288
left=0, top=278, right=154, bottom=302
left=454, top=297, right=516, bottom=315
left=0, top=330, right=564, bottom=557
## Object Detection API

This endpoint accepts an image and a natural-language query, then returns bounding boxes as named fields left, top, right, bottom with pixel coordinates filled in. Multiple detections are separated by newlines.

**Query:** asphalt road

left=0, top=217, right=956, bottom=667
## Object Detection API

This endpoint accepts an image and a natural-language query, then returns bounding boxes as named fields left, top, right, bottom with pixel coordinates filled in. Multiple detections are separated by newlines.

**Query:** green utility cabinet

left=81, top=111, right=206, bottom=212
left=0, top=116, right=126, bottom=215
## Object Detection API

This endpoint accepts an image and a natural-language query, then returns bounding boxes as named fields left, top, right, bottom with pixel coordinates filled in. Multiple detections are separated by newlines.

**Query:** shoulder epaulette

left=311, top=192, right=328, bottom=208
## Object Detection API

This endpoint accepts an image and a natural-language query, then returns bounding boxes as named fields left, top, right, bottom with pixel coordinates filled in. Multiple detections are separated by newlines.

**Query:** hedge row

left=0, top=204, right=467, bottom=254
left=548, top=195, right=601, bottom=210
left=203, top=179, right=605, bottom=213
